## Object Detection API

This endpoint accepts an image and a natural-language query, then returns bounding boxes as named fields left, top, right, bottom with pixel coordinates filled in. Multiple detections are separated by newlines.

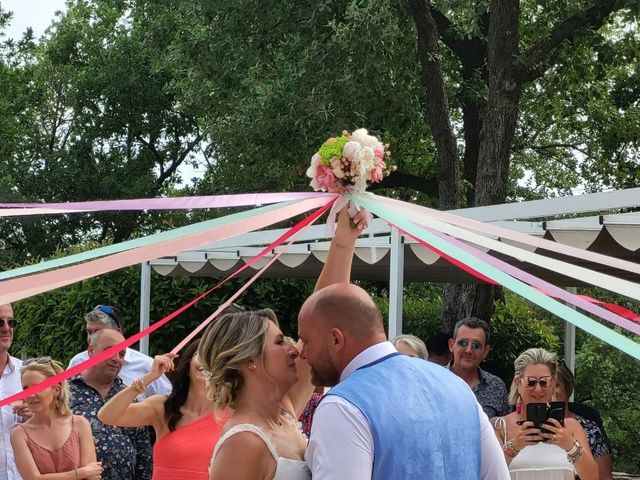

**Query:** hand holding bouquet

left=306, top=128, right=394, bottom=193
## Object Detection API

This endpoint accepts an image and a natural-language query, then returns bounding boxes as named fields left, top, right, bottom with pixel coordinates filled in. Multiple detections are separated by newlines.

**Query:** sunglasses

left=23, top=356, right=52, bottom=366
left=456, top=339, right=483, bottom=350
left=0, top=318, right=18, bottom=329
left=87, top=305, right=121, bottom=327
left=523, top=376, right=553, bottom=389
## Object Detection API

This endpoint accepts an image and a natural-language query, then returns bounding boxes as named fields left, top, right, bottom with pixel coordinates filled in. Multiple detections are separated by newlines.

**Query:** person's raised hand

left=148, top=353, right=177, bottom=381
left=334, top=205, right=368, bottom=249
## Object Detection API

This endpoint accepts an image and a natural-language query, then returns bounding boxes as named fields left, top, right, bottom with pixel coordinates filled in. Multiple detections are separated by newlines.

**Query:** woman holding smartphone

left=492, top=348, right=597, bottom=480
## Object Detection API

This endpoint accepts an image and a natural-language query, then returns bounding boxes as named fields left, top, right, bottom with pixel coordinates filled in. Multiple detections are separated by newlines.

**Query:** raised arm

left=98, top=354, right=175, bottom=433
left=315, top=206, right=367, bottom=291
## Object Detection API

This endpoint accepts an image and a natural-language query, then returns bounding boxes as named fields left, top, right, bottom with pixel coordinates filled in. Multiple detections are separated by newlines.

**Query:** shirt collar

left=4, top=355, right=21, bottom=374
left=340, top=341, right=397, bottom=382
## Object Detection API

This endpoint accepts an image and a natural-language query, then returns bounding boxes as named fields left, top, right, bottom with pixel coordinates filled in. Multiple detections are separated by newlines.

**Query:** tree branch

left=518, top=0, right=629, bottom=83
left=369, top=170, right=439, bottom=197
left=155, top=133, right=203, bottom=186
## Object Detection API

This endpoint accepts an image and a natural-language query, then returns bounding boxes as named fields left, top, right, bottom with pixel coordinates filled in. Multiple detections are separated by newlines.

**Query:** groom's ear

left=329, top=327, right=345, bottom=351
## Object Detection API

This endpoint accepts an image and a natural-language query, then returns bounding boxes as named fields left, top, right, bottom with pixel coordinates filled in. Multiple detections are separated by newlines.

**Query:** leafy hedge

left=12, top=266, right=313, bottom=365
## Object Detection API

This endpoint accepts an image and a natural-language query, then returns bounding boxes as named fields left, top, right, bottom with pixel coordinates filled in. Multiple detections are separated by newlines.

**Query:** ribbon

left=351, top=194, right=640, bottom=361
left=0, top=192, right=335, bottom=216
left=0, top=198, right=337, bottom=407
left=171, top=196, right=337, bottom=353
left=0, top=197, right=332, bottom=304
left=360, top=194, right=640, bottom=302
left=372, top=194, right=640, bottom=277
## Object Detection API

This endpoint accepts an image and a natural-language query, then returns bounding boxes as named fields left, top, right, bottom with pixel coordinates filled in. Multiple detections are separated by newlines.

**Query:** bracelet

left=566, top=440, right=583, bottom=464
left=503, top=438, right=520, bottom=457
left=131, top=378, right=148, bottom=394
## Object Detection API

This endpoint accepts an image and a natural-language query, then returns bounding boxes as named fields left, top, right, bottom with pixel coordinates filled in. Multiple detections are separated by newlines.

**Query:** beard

left=310, top=365, right=340, bottom=387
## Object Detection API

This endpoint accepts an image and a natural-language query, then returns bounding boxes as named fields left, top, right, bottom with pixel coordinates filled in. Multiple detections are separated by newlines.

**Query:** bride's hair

left=198, top=309, right=278, bottom=409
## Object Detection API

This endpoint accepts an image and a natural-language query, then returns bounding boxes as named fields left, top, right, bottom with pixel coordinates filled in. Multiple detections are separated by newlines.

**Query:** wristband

left=131, top=378, right=148, bottom=394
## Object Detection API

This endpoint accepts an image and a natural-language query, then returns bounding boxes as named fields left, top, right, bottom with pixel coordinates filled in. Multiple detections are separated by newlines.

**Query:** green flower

left=318, top=134, right=349, bottom=162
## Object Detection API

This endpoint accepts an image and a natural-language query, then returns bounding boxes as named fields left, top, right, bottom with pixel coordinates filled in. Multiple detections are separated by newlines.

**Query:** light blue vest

left=327, top=353, right=481, bottom=479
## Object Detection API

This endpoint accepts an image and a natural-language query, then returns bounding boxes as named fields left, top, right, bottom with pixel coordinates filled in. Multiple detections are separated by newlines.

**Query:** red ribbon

left=0, top=197, right=337, bottom=407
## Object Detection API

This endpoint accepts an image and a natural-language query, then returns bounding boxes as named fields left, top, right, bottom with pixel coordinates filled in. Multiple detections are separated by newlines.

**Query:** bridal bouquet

left=306, top=128, right=394, bottom=193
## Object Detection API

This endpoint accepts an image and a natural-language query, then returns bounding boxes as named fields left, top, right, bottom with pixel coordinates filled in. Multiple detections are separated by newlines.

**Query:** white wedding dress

left=210, top=423, right=311, bottom=480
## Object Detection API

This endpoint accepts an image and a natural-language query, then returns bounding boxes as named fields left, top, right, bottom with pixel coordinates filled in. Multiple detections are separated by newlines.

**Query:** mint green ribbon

left=352, top=193, right=640, bottom=361
left=0, top=201, right=296, bottom=281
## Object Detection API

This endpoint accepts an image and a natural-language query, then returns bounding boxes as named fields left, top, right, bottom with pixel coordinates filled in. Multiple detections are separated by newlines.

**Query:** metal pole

left=388, top=227, right=404, bottom=339
left=564, top=286, right=577, bottom=401
left=139, top=261, right=151, bottom=355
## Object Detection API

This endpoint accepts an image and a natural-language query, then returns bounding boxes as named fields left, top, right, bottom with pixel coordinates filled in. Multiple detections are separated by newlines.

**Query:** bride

left=199, top=308, right=312, bottom=480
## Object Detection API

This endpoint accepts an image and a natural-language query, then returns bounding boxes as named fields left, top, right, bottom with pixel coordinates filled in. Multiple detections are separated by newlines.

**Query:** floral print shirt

left=575, top=414, right=610, bottom=457
left=69, top=376, right=152, bottom=480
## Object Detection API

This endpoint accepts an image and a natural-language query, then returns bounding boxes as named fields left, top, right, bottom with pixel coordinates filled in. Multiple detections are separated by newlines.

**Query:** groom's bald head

left=298, top=283, right=387, bottom=386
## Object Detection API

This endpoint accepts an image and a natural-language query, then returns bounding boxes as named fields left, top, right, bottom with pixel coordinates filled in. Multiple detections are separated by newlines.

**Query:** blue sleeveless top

left=327, top=353, right=481, bottom=479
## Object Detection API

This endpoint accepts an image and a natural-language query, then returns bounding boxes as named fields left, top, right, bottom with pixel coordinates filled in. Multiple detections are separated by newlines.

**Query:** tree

left=145, top=0, right=638, bottom=331
left=0, top=0, right=204, bottom=266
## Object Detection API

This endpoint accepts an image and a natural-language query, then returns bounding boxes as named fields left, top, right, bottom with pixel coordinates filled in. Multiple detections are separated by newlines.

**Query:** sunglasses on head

left=456, top=339, right=483, bottom=350
left=523, top=376, right=553, bottom=389
left=0, top=318, right=18, bottom=329
left=88, top=305, right=121, bottom=327
left=23, top=356, right=52, bottom=367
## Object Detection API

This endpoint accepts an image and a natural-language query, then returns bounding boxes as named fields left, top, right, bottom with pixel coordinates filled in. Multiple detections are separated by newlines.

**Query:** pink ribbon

left=0, top=192, right=335, bottom=216
left=0, top=198, right=337, bottom=407
left=0, top=197, right=331, bottom=305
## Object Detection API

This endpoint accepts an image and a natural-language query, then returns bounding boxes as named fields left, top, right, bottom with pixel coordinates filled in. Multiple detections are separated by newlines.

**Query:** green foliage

left=576, top=334, right=640, bottom=473
left=12, top=266, right=314, bottom=365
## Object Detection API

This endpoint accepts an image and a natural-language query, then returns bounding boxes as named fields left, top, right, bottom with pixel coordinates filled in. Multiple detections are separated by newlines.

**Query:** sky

left=1, top=0, right=67, bottom=41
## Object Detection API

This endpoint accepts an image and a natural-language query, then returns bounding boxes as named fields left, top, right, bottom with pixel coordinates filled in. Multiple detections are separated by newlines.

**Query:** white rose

left=342, top=141, right=360, bottom=161
left=351, top=128, right=380, bottom=150
left=355, top=146, right=376, bottom=180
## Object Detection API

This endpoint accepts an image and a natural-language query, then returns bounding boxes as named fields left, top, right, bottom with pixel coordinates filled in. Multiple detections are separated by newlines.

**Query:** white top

left=0, top=356, right=23, bottom=480
left=212, top=424, right=311, bottom=480
left=305, top=342, right=511, bottom=480
left=68, top=348, right=172, bottom=400
left=508, top=442, right=574, bottom=480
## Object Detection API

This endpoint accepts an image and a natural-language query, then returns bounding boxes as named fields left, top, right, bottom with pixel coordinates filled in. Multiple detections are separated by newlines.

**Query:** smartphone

left=526, top=401, right=565, bottom=435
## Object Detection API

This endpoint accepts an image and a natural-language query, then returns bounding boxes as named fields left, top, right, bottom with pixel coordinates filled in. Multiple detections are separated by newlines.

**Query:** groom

left=297, top=209, right=509, bottom=479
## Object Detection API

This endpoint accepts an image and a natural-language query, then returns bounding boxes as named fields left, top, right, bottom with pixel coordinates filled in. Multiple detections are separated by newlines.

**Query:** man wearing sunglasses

left=67, top=305, right=171, bottom=400
left=0, top=303, right=26, bottom=480
left=448, top=317, right=510, bottom=419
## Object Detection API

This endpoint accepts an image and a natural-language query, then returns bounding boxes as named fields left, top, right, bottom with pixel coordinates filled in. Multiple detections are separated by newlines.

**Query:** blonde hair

left=21, top=359, right=72, bottom=416
left=391, top=334, right=429, bottom=360
left=198, top=309, right=278, bottom=410
left=508, top=347, right=558, bottom=405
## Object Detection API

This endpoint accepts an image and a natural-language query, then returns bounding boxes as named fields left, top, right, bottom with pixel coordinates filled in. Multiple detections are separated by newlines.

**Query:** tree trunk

left=408, top=0, right=460, bottom=211
left=441, top=0, right=522, bottom=330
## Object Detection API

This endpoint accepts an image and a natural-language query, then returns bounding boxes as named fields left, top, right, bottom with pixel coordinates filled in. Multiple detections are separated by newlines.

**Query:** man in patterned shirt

left=448, top=317, right=510, bottom=419
left=70, top=329, right=152, bottom=480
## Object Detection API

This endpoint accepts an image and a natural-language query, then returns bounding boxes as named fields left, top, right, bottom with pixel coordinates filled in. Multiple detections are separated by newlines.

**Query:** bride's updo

left=198, top=309, right=278, bottom=410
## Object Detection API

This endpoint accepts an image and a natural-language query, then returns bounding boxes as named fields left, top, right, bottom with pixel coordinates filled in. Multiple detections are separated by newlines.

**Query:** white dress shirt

left=0, top=356, right=22, bottom=480
left=305, top=342, right=510, bottom=480
left=68, top=348, right=172, bottom=399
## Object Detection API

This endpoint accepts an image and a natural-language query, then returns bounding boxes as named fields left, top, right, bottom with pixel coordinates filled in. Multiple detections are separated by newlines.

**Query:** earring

left=516, top=394, right=522, bottom=415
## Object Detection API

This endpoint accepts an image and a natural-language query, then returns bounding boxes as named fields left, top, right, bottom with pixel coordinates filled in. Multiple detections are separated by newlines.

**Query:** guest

left=70, top=329, right=152, bottom=480
left=200, top=309, right=312, bottom=480
left=0, top=303, right=28, bottom=480
left=448, top=317, right=510, bottom=418
left=10, top=358, right=103, bottom=480
left=426, top=331, right=451, bottom=366
left=98, top=339, right=228, bottom=480
left=391, top=334, right=428, bottom=359
left=68, top=305, right=171, bottom=399
left=299, top=207, right=509, bottom=479
left=556, top=363, right=613, bottom=480
left=493, top=348, right=597, bottom=479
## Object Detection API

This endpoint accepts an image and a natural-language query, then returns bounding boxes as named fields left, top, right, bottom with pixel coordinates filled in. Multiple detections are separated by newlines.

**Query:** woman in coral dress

left=98, top=339, right=228, bottom=480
